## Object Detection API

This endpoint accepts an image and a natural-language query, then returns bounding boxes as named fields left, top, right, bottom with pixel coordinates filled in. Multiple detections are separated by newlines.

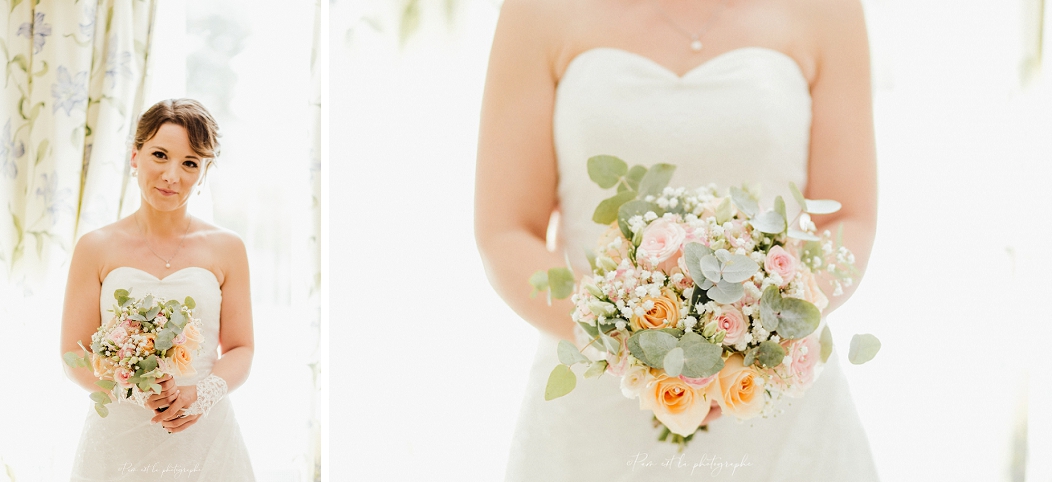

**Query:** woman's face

left=130, top=123, right=206, bottom=212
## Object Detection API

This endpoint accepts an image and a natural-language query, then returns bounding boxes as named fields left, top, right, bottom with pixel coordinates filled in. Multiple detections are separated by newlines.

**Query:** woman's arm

left=475, top=0, right=577, bottom=342
left=801, top=0, right=878, bottom=313
left=60, top=231, right=109, bottom=394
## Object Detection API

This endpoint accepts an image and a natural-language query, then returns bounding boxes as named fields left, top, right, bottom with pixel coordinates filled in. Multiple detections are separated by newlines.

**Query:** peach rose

left=630, top=288, right=680, bottom=330
left=141, top=333, right=155, bottom=353
left=639, top=374, right=712, bottom=436
left=167, top=344, right=196, bottom=377
left=637, top=218, right=686, bottom=272
left=182, top=323, right=203, bottom=351
left=114, top=367, right=133, bottom=389
left=764, top=246, right=798, bottom=286
left=713, top=306, right=748, bottom=346
left=596, top=223, right=631, bottom=264
left=710, top=354, right=765, bottom=419
left=92, top=355, right=116, bottom=378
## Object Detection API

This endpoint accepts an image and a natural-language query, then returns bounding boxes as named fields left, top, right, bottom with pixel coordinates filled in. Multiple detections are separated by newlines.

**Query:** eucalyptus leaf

left=720, top=254, right=760, bottom=283
left=683, top=243, right=713, bottom=286
left=89, top=391, right=111, bottom=405
left=528, top=270, right=549, bottom=295
left=637, top=163, right=676, bottom=197
left=772, top=297, right=821, bottom=339
left=637, top=330, right=678, bottom=369
left=625, top=165, right=647, bottom=191
left=730, top=186, right=758, bottom=217
left=601, top=333, right=621, bottom=355
left=139, top=355, right=159, bottom=374
left=751, top=210, right=786, bottom=234
left=95, top=379, right=117, bottom=391
left=715, top=198, right=733, bottom=224
left=788, top=182, right=807, bottom=211
left=706, top=280, right=744, bottom=304
left=805, top=199, right=842, bottom=215
left=759, top=285, right=783, bottom=332
left=94, top=403, right=109, bottom=418
left=819, top=325, right=833, bottom=363
left=544, top=364, right=577, bottom=400
left=687, top=281, right=710, bottom=316
left=585, top=249, right=598, bottom=273
left=113, top=289, right=129, bottom=300
left=169, top=311, right=185, bottom=327
left=584, top=360, right=608, bottom=379
left=548, top=267, right=575, bottom=300
left=663, top=347, right=685, bottom=377
left=774, top=196, right=787, bottom=222
left=743, top=347, right=758, bottom=367
left=679, top=340, right=724, bottom=378
left=143, top=295, right=154, bottom=308
left=787, top=228, right=821, bottom=241
left=848, top=334, right=881, bottom=365
left=756, top=341, right=786, bottom=368
left=617, top=200, right=663, bottom=241
left=699, top=254, right=722, bottom=283
left=678, top=332, right=705, bottom=347
left=659, top=327, right=685, bottom=338
left=63, top=351, right=82, bottom=368
left=577, top=321, right=599, bottom=338
left=144, top=305, right=160, bottom=320
left=557, top=340, right=590, bottom=366
left=155, top=330, right=176, bottom=352
left=587, top=155, right=628, bottom=189
left=593, top=190, right=638, bottom=225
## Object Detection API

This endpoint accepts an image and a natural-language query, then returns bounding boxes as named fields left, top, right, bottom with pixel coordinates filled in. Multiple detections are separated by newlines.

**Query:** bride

left=475, top=0, right=879, bottom=480
left=60, top=99, right=255, bottom=480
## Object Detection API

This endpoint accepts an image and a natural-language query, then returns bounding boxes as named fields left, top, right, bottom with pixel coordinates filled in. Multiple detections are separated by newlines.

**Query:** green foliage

left=848, top=334, right=881, bottom=364
left=557, top=340, right=589, bottom=366
left=729, top=186, right=758, bottom=217
left=544, top=364, right=576, bottom=401
left=616, top=200, right=663, bottom=241
left=89, top=391, right=111, bottom=405
left=593, top=190, right=638, bottom=224
left=676, top=333, right=724, bottom=378
left=820, top=325, right=833, bottom=363
left=755, top=341, right=786, bottom=368
left=587, top=155, right=628, bottom=188
left=750, top=209, right=787, bottom=234
left=547, top=268, right=575, bottom=300
left=584, top=360, right=608, bottom=379
left=715, top=197, right=733, bottom=224
left=624, top=165, right=647, bottom=191
left=637, top=163, right=676, bottom=197
left=759, top=285, right=820, bottom=339
left=663, top=347, right=684, bottom=377
left=95, top=380, right=116, bottom=391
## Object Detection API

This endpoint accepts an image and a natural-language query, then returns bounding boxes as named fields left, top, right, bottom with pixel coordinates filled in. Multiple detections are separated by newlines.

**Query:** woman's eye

left=183, top=160, right=199, bottom=169
left=152, top=151, right=167, bottom=160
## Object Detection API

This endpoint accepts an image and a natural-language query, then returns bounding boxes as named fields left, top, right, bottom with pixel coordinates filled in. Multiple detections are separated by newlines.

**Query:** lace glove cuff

left=182, top=374, right=228, bottom=417
left=122, top=386, right=152, bottom=408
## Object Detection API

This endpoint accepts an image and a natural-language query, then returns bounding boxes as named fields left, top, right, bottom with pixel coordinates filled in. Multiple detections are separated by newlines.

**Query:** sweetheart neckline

left=102, top=266, right=220, bottom=286
left=560, top=46, right=809, bottom=85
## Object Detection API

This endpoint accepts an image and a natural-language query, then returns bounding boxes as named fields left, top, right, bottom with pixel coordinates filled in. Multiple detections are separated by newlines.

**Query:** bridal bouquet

left=63, top=289, right=203, bottom=417
left=531, top=156, right=880, bottom=449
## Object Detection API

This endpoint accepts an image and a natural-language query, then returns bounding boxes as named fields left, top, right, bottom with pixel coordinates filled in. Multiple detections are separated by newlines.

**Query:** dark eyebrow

left=148, top=146, right=168, bottom=153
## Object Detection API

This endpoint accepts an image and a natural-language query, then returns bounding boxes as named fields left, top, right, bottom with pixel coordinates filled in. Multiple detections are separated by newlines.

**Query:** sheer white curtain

left=332, top=1, right=1052, bottom=481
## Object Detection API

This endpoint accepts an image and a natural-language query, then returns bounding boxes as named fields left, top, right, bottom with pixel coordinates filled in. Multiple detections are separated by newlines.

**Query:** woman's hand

left=145, top=374, right=180, bottom=412
left=151, top=383, right=199, bottom=433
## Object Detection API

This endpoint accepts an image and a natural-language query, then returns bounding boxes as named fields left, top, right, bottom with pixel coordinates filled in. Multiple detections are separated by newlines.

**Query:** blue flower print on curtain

left=51, top=66, right=88, bottom=115
left=35, top=173, right=73, bottom=228
left=1, top=120, right=25, bottom=179
left=16, top=12, right=52, bottom=54
left=104, top=41, right=132, bottom=89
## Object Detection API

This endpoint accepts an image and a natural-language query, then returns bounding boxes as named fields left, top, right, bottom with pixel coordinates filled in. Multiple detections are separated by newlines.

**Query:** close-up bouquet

left=64, top=289, right=203, bottom=418
left=531, top=156, right=881, bottom=449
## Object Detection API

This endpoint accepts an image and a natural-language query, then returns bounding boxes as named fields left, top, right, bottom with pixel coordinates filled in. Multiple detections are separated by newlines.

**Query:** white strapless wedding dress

left=504, top=47, right=879, bottom=481
left=71, top=266, right=254, bottom=481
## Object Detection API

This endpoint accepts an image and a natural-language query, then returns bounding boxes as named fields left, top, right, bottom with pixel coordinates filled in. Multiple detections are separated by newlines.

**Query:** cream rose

left=168, top=344, right=196, bottom=377
left=637, top=218, right=686, bottom=270
left=801, top=269, right=829, bottom=312
left=713, top=306, right=747, bottom=346
left=639, top=374, right=712, bottom=436
left=620, top=365, right=652, bottom=399
left=630, top=288, right=681, bottom=330
left=711, top=354, right=765, bottom=419
left=182, top=323, right=203, bottom=351
left=764, top=246, right=798, bottom=286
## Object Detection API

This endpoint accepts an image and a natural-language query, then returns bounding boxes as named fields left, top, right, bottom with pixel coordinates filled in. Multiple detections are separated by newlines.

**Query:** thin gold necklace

left=652, top=0, right=732, bottom=52
left=135, top=211, right=192, bottom=269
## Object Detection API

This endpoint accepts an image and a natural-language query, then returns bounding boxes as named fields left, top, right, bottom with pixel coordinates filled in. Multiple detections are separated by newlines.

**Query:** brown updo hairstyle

left=133, top=98, right=221, bottom=173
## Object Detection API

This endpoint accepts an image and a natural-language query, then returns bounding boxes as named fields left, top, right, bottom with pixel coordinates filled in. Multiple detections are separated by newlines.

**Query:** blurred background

left=330, top=0, right=1052, bottom=481
left=1, top=0, right=320, bottom=480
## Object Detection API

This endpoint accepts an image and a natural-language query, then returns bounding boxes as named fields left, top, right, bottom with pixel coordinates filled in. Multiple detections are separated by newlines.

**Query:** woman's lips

left=156, top=187, right=177, bottom=196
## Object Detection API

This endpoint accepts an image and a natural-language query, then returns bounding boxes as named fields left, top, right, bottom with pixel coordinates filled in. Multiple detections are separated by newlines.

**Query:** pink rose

left=605, top=332, right=630, bottom=376
left=678, top=373, right=717, bottom=389
left=114, top=367, right=133, bottom=389
left=119, top=318, right=140, bottom=331
left=154, top=315, right=168, bottom=327
left=788, top=335, right=821, bottom=389
left=713, top=306, right=747, bottom=346
left=106, top=327, right=129, bottom=344
left=637, top=219, right=686, bottom=270
left=764, top=246, right=798, bottom=286
left=173, top=332, right=187, bottom=346
left=118, top=346, right=135, bottom=360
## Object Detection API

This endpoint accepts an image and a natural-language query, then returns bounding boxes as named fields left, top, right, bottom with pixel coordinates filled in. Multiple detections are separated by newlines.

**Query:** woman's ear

left=130, top=149, right=139, bottom=169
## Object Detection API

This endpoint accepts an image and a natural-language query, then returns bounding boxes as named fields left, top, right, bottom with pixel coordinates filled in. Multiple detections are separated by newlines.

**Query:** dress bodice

left=553, top=47, right=813, bottom=272
left=99, top=266, right=222, bottom=386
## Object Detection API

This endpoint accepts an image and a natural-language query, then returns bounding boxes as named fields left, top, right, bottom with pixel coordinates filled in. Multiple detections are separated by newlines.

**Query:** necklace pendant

left=165, top=262, right=171, bottom=268
left=690, top=39, right=703, bottom=52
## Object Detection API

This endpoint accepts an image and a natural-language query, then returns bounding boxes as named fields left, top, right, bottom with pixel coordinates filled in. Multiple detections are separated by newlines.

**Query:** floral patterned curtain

left=0, top=0, right=156, bottom=289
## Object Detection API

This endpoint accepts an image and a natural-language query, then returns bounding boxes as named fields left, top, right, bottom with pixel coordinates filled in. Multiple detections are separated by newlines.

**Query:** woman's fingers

left=162, top=414, right=201, bottom=433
